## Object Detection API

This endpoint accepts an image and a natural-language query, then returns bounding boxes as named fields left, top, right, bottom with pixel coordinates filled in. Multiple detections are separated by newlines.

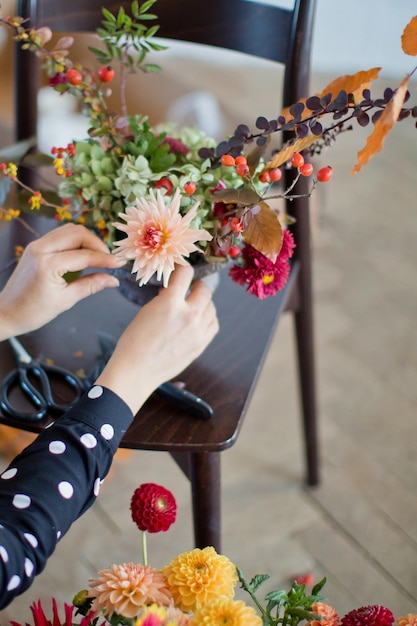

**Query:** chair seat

left=0, top=220, right=298, bottom=453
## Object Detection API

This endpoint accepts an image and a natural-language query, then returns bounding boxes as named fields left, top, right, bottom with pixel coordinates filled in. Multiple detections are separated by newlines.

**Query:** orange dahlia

left=161, top=546, right=238, bottom=612
left=190, top=597, right=262, bottom=626
left=309, top=602, right=340, bottom=626
left=397, top=616, right=417, bottom=626
left=88, top=562, right=172, bottom=618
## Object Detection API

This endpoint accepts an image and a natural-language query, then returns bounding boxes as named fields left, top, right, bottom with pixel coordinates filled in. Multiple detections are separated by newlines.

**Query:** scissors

left=0, top=337, right=84, bottom=422
left=86, top=332, right=213, bottom=420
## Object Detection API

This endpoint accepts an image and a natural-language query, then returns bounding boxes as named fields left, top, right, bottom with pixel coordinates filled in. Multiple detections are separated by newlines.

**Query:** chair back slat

left=15, top=0, right=315, bottom=139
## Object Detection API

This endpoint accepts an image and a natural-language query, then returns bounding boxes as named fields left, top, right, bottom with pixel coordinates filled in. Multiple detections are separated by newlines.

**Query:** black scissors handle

left=0, top=361, right=84, bottom=422
left=0, top=367, right=47, bottom=422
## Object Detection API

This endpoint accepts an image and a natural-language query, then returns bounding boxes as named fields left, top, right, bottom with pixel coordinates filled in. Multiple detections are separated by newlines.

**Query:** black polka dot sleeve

left=0, top=385, right=133, bottom=609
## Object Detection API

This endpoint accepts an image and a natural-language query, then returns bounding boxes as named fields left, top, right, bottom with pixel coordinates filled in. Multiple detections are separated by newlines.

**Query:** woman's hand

left=96, top=264, right=219, bottom=414
left=0, top=224, right=124, bottom=340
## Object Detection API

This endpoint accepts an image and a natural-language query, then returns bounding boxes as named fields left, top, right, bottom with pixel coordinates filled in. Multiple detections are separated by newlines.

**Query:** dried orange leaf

left=211, top=187, right=260, bottom=205
left=352, top=75, right=409, bottom=174
left=281, top=68, right=381, bottom=121
left=402, top=15, right=417, bottom=56
left=264, top=135, right=320, bottom=170
left=246, top=135, right=271, bottom=172
left=243, top=201, right=283, bottom=261
left=317, top=68, right=381, bottom=103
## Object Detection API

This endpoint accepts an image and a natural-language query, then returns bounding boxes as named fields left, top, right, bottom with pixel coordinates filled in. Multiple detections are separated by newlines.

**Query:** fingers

left=32, top=224, right=111, bottom=255
left=64, top=272, right=120, bottom=303
left=52, top=248, right=124, bottom=277
left=163, top=264, right=195, bottom=299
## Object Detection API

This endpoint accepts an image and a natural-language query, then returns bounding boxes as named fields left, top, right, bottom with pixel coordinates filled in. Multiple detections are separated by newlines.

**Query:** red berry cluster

left=51, top=143, right=76, bottom=158
left=289, top=152, right=333, bottom=182
left=220, top=154, right=250, bottom=177
left=65, top=65, right=115, bottom=87
left=220, top=151, right=332, bottom=186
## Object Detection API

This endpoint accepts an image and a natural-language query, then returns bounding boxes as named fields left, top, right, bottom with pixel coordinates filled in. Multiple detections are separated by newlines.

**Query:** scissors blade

left=8, top=337, right=33, bottom=365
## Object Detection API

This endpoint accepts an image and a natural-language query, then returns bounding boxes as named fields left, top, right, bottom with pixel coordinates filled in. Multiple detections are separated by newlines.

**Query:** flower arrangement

left=10, top=482, right=417, bottom=626
left=0, top=1, right=417, bottom=299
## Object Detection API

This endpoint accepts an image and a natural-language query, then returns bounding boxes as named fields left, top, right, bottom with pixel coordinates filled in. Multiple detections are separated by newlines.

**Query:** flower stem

left=141, top=530, right=148, bottom=566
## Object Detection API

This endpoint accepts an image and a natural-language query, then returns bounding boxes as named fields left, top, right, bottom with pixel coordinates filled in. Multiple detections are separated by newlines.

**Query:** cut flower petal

left=112, top=188, right=212, bottom=288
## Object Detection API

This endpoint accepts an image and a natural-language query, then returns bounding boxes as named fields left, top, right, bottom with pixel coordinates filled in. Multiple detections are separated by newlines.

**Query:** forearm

left=0, top=385, right=133, bottom=609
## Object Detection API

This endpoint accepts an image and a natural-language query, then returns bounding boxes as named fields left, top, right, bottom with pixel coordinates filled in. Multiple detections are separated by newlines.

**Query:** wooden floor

left=1, top=81, right=417, bottom=622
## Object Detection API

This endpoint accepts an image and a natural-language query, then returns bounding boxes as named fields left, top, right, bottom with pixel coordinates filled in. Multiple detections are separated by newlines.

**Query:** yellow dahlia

left=190, top=597, right=262, bottom=626
left=113, top=188, right=212, bottom=288
left=309, top=602, right=340, bottom=626
left=397, top=616, right=417, bottom=626
left=161, top=546, right=238, bottom=612
left=88, top=562, right=172, bottom=618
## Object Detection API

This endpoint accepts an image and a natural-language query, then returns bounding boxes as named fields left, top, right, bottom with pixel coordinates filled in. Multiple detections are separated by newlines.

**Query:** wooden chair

left=2, top=0, right=318, bottom=552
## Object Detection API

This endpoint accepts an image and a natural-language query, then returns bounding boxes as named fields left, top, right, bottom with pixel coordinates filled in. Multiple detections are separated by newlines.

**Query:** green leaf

left=287, top=607, right=321, bottom=620
left=264, top=589, right=288, bottom=604
left=311, top=577, right=327, bottom=597
left=141, top=62, right=162, bottom=73
left=116, top=6, right=126, bottom=28
left=139, top=0, right=158, bottom=14
left=101, top=7, right=117, bottom=23
left=88, top=45, right=107, bottom=57
left=247, top=574, right=271, bottom=593
left=145, top=24, right=159, bottom=38
left=148, top=41, right=169, bottom=51
left=136, top=13, right=158, bottom=20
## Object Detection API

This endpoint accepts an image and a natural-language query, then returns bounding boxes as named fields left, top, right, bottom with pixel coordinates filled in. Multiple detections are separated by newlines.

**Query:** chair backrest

left=15, top=0, right=315, bottom=140
left=14, top=0, right=316, bottom=262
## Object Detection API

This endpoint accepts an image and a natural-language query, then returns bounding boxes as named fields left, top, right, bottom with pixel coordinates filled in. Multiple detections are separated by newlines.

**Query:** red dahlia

left=341, top=606, right=395, bottom=626
left=130, top=483, right=177, bottom=533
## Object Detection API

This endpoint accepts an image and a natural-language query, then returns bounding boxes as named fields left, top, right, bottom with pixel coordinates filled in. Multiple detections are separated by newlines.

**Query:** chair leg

left=189, top=451, right=221, bottom=552
left=293, top=272, right=319, bottom=487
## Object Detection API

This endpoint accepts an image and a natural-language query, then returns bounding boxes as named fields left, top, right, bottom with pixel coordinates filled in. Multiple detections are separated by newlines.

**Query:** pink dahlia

left=229, top=229, right=295, bottom=299
left=341, top=606, right=395, bottom=626
left=112, top=189, right=212, bottom=287
left=88, top=562, right=172, bottom=619
left=131, top=483, right=177, bottom=533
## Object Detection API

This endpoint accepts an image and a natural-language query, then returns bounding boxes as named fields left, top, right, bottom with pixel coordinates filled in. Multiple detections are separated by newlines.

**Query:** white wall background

left=249, top=0, right=417, bottom=79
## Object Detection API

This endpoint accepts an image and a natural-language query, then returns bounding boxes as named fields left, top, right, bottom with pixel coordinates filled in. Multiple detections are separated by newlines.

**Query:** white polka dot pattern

left=1, top=468, right=17, bottom=480
left=24, top=533, right=38, bottom=548
left=24, top=558, right=34, bottom=577
left=93, top=477, right=101, bottom=497
left=88, top=385, right=104, bottom=399
left=7, top=575, right=20, bottom=591
left=0, top=384, right=133, bottom=605
left=80, top=433, right=97, bottom=448
left=12, top=494, right=31, bottom=509
left=58, top=481, right=74, bottom=499
left=100, top=423, right=114, bottom=440
left=49, top=440, right=66, bottom=455
left=0, top=546, right=9, bottom=562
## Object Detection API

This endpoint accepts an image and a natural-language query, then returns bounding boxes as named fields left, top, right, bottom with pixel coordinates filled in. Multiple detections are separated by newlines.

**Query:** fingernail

left=103, top=276, right=120, bottom=288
